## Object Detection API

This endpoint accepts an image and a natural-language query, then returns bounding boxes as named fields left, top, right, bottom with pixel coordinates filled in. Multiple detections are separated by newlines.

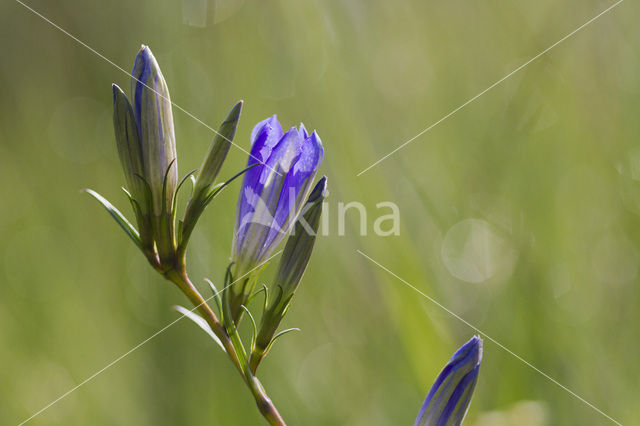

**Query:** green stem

left=164, top=267, right=245, bottom=380
left=166, top=265, right=286, bottom=425
left=247, top=375, right=286, bottom=426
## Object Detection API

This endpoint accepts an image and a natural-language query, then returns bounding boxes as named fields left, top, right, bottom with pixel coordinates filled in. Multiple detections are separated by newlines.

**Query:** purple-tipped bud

left=415, top=336, right=483, bottom=426
left=129, top=45, right=178, bottom=264
left=131, top=45, right=177, bottom=216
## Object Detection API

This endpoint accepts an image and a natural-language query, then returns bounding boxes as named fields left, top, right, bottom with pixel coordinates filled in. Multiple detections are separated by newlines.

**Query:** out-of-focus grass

left=1, top=0, right=639, bottom=424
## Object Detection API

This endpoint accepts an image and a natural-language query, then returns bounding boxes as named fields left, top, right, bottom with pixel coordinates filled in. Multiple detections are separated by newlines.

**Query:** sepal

left=179, top=101, right=244, bottom=253
left=193, top=100, right=242, bottom=199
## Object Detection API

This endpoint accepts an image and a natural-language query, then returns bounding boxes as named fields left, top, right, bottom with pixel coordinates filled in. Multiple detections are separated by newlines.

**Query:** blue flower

left=415, top=336, right=483, bottom=426
left=232, top=115, right=324, bottom=274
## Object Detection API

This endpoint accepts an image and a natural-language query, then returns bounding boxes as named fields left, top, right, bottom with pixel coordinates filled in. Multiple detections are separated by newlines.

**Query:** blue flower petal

left=299, top=123, right=309, bottom=139
left=234, top=117, right=284, bottom=249
left=251, top=115, right=282, bottom=148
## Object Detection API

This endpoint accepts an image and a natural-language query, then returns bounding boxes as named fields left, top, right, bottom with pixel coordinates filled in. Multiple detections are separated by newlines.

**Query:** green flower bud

left=273, top=176, right=327, bottom=295
left=250, top=177, right=327, bottom=372
left=131, top=45, right=177, bottom=265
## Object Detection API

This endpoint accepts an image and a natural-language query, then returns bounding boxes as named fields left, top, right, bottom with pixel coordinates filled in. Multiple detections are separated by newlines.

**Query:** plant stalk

left=166, top=264, right=286, bottom=425
left=164, top=266, right=245, bottom=379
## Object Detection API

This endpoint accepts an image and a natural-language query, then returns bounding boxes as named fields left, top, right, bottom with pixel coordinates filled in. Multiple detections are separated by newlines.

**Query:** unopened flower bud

left=249, top=177, right=327, bottom=371
left=131, top=45, right=177, bottom=264
left=415, top=336, right=483, bottom=426
left=131, top=45, right=177, bottom=216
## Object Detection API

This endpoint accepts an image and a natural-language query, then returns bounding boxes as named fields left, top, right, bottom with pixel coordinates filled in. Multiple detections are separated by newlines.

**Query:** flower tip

left=112, top=82, right=123, bottom=94
left=230, top=100, right=243, bottom=117
left=299, top=122, right=308, bottom=138
left=112, top=84, right=129, bottom=107
left=477, top=338, right=483, bottom=362
left=468, top=335, right=483, bottom=360
left=308, top=176, right=328, bottom=203
left=318, top=175, right=328, bottom=189
left=136, top=45, right=150, bottom=61
left=283, top=126, right=301, bottom=140
left=133, top=45, right=155, bottom=71
left=309, top=130, right=324, bottom=155
left=456, top=335, right=482, bottom=361
left=267, top=114, right=280, bottom=127
left=318, top=176, right=329, bottom=198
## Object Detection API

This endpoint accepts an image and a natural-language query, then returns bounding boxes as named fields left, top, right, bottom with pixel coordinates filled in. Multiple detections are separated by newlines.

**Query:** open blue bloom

left=415, top=336, right=483, bottom=426
left=232, top=115, right=324, bottom=274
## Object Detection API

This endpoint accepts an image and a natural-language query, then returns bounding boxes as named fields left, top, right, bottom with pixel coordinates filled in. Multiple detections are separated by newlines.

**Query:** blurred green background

left=1, top=0, right=639, bottom=424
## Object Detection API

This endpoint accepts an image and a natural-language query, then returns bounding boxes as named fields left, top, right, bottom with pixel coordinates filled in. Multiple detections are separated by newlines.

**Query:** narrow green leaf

left=240, top=305, right=258, bottom=350
left=204, top=162, right=260, bottom=206
left=171, top=169, right=197, bottom=238
left=263, top=328, right=301, bottom=356
left=204, top=278, right=224, bottom=321
left=84, top=189, right=141, bottom=248
left=173, top=305, right=225, bottom=352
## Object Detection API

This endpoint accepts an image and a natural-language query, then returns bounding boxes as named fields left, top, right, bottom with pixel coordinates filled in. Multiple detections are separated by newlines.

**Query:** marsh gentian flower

left=415, top=336, right=483, bottom=426
left=228, top=116, right=323, bottom=321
